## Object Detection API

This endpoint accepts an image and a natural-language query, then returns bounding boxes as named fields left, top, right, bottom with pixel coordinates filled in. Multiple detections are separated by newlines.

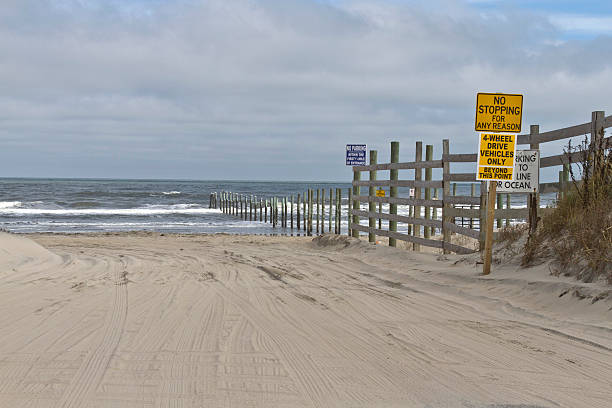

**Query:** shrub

left=522, top=132, right=611, bottom=283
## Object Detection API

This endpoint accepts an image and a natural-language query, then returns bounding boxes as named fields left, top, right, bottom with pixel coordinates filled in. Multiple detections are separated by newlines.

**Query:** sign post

left=475, top=92, right=522, bottom=275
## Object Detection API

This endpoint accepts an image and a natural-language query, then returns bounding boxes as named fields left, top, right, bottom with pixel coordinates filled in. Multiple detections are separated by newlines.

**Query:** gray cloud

left=0, top=0, right=610, bottom=181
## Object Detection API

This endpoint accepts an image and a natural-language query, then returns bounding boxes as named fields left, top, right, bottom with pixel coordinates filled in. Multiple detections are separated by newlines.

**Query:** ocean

left=0, top=178, right=557, bottom=234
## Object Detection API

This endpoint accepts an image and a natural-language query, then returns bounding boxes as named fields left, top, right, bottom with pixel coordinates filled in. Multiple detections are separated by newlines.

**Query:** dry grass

left=522, top=133, right=612, bottom=283
left=496, top=224, right=528, bottom=245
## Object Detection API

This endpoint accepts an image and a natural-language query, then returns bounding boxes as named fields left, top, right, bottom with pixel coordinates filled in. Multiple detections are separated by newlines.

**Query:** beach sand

left=0, top=231, right=610, bottom=407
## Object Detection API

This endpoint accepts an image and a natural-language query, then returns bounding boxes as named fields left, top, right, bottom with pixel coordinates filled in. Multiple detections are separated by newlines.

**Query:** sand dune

left=0, top=231, right=610, bottom=407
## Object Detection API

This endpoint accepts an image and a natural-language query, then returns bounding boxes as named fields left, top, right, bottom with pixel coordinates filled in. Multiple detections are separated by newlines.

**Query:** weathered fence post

left=528, top=124, right=540, bottom=234
left=308, top=189, right=313, bottom=236
left=368, top=150, right=377, bottom=243
left=273, top=198, right=277, bottom=227
left=413, top=142, right=422, bottom=251
left=389, top=141, right=399, bottom=247
left=352, top=169, right=360, bottom=238
left=328, top=188, right=333, bottom=232
left=316, top=189, right=320, bottom=234
left=297, top=193, right=301, bottom=231
left=442, top=139, right=451, bottom=254
left=590, top=111, right=605, bottom=178
left=424, top=144, right=433, bottom=239
left=302, top=191, right=308, bottom=233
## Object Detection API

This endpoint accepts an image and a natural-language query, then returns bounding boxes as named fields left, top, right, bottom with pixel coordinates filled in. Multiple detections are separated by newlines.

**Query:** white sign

left=496, top=149, right=539, bottom=193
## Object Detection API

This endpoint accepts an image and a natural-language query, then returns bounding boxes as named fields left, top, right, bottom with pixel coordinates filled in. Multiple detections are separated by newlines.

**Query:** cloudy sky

left=0, top=0, right=610, bottom=181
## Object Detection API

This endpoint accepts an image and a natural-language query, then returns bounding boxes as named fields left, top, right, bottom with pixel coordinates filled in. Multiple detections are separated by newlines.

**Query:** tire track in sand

left=55, top=258, right=128, bottom=408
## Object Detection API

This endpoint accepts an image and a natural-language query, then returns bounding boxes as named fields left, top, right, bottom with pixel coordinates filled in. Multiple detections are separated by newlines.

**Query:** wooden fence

left=350, top=110, right=611, bottom=254
left=209, top=110, right=610, bottom=253
left=210, top=188, right=351, bottom=236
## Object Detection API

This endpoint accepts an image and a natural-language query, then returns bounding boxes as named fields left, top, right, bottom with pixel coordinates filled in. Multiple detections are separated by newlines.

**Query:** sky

left=0, top=0, right=610, bottom=181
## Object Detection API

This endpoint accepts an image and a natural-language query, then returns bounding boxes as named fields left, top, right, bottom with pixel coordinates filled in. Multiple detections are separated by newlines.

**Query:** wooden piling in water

left=291, top=195, right=294, bottom=230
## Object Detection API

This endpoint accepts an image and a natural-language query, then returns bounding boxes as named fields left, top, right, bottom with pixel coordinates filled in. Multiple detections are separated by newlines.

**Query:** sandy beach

left=0, top=231, right=610, bottom=407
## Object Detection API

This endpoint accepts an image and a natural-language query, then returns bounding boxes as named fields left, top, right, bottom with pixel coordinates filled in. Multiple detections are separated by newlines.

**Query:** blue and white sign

left=346, top=144, right=367, bottom=166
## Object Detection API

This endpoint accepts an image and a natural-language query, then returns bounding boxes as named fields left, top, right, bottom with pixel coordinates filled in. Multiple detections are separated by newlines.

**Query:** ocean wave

left=0, top=205, right=221, bottom=216
left=0, top=201, right=22, bottom=209
left=162, top=191, right=181, bottom=195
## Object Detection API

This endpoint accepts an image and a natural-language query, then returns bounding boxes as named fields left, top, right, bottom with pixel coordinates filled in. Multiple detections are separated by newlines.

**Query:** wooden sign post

left=475, top=92, right=522, bottom=275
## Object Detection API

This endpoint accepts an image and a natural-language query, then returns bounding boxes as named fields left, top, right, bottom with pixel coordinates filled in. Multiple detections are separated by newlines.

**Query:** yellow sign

left=376, top=189, right=385, bottom=197
left=477, top=133, right=516, bottom=181
left=475, top=93, right=523, bottom=133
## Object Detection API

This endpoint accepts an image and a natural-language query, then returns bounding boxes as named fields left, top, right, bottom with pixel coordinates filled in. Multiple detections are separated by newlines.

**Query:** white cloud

left=0, top=0, right=610, bottom=180
left=549, top=14, right=612, bottom=35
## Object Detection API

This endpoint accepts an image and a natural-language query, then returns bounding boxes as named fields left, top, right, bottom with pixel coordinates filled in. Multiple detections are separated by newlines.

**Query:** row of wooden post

left=210, top=184, right=517, bottom=235
left=212, top=189, right=352, bottom=236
